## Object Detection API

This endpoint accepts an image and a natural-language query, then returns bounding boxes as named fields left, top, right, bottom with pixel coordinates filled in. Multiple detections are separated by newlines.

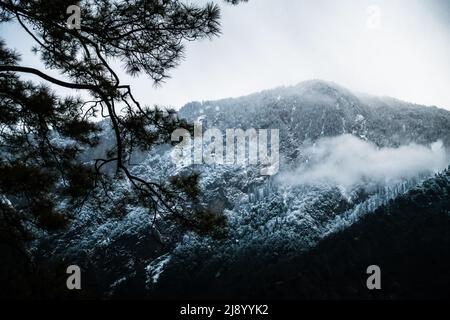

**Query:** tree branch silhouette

left=0, top=0, right=245, bottom=297
left=0, top=65, right=98, bottom=90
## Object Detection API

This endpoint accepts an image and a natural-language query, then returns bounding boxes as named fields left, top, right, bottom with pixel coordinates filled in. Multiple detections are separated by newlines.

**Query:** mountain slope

left=154, top=168, right=450, bottom=299
left=180, top=80, right=450, bottom=155
left=35, top=81, right=450, bottom=298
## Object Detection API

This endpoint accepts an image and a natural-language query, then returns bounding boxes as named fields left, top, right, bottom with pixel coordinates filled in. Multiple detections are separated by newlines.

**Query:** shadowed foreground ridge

left=154, top=168, right=450, bottom=299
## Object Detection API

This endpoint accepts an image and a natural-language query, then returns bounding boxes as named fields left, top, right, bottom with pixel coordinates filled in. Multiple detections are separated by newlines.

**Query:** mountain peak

left=293, top=79, right=354, bottom=97
left=296, top=79, right=341, bottom=89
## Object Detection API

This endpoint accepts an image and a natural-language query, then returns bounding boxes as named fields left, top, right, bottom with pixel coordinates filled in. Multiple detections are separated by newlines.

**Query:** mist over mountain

left=36, top=80, right=450, bottom=298
left=279, top=135, right=448, bottom=189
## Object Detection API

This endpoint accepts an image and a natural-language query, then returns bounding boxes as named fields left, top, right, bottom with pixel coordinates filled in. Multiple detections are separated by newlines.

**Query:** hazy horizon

left=1, top=0, right=450, bottom=110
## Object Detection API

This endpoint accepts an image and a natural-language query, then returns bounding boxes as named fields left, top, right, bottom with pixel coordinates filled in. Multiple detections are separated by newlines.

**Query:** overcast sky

left=2, top=0, right=450, bottom=110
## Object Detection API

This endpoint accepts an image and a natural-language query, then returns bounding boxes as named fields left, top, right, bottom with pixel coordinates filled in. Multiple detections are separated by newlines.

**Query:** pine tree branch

left=0, top=65, right=97, bottom=90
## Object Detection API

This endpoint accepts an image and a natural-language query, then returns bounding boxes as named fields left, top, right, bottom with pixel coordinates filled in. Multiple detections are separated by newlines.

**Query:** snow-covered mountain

left=181, top=80, right=450, bottom=149
left=38, top=80, right=450, bottom=297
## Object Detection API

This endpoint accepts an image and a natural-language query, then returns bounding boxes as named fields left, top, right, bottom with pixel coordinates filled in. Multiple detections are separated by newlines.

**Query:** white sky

left=1, top=0, right=450, bottom=110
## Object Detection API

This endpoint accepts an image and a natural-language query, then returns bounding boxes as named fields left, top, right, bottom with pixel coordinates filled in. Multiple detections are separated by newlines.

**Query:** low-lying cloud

left=279, top=134, right=449, bottom=189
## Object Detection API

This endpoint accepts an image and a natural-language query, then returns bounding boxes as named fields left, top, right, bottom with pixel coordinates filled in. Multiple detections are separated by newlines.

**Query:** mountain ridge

left=181, top=80, right=449, bottom=114
left=34, top=80, right=450, bottom=298
left=179, top=80, right=450, bottom=157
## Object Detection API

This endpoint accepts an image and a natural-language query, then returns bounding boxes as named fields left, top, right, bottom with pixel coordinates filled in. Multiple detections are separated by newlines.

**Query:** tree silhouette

left=0, top=0, right=246, bottom=296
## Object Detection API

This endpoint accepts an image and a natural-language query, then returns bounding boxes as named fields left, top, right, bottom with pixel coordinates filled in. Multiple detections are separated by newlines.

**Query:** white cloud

left=279, top=134, right=449, bottom=189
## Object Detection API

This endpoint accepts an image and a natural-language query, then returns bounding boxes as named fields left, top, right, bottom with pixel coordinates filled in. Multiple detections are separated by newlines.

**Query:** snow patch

left=146, top=254, right=172, bottom=285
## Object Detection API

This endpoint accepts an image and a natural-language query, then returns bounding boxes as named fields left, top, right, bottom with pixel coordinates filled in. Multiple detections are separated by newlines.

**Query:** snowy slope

left=38, top=80, right=450, bottom=297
